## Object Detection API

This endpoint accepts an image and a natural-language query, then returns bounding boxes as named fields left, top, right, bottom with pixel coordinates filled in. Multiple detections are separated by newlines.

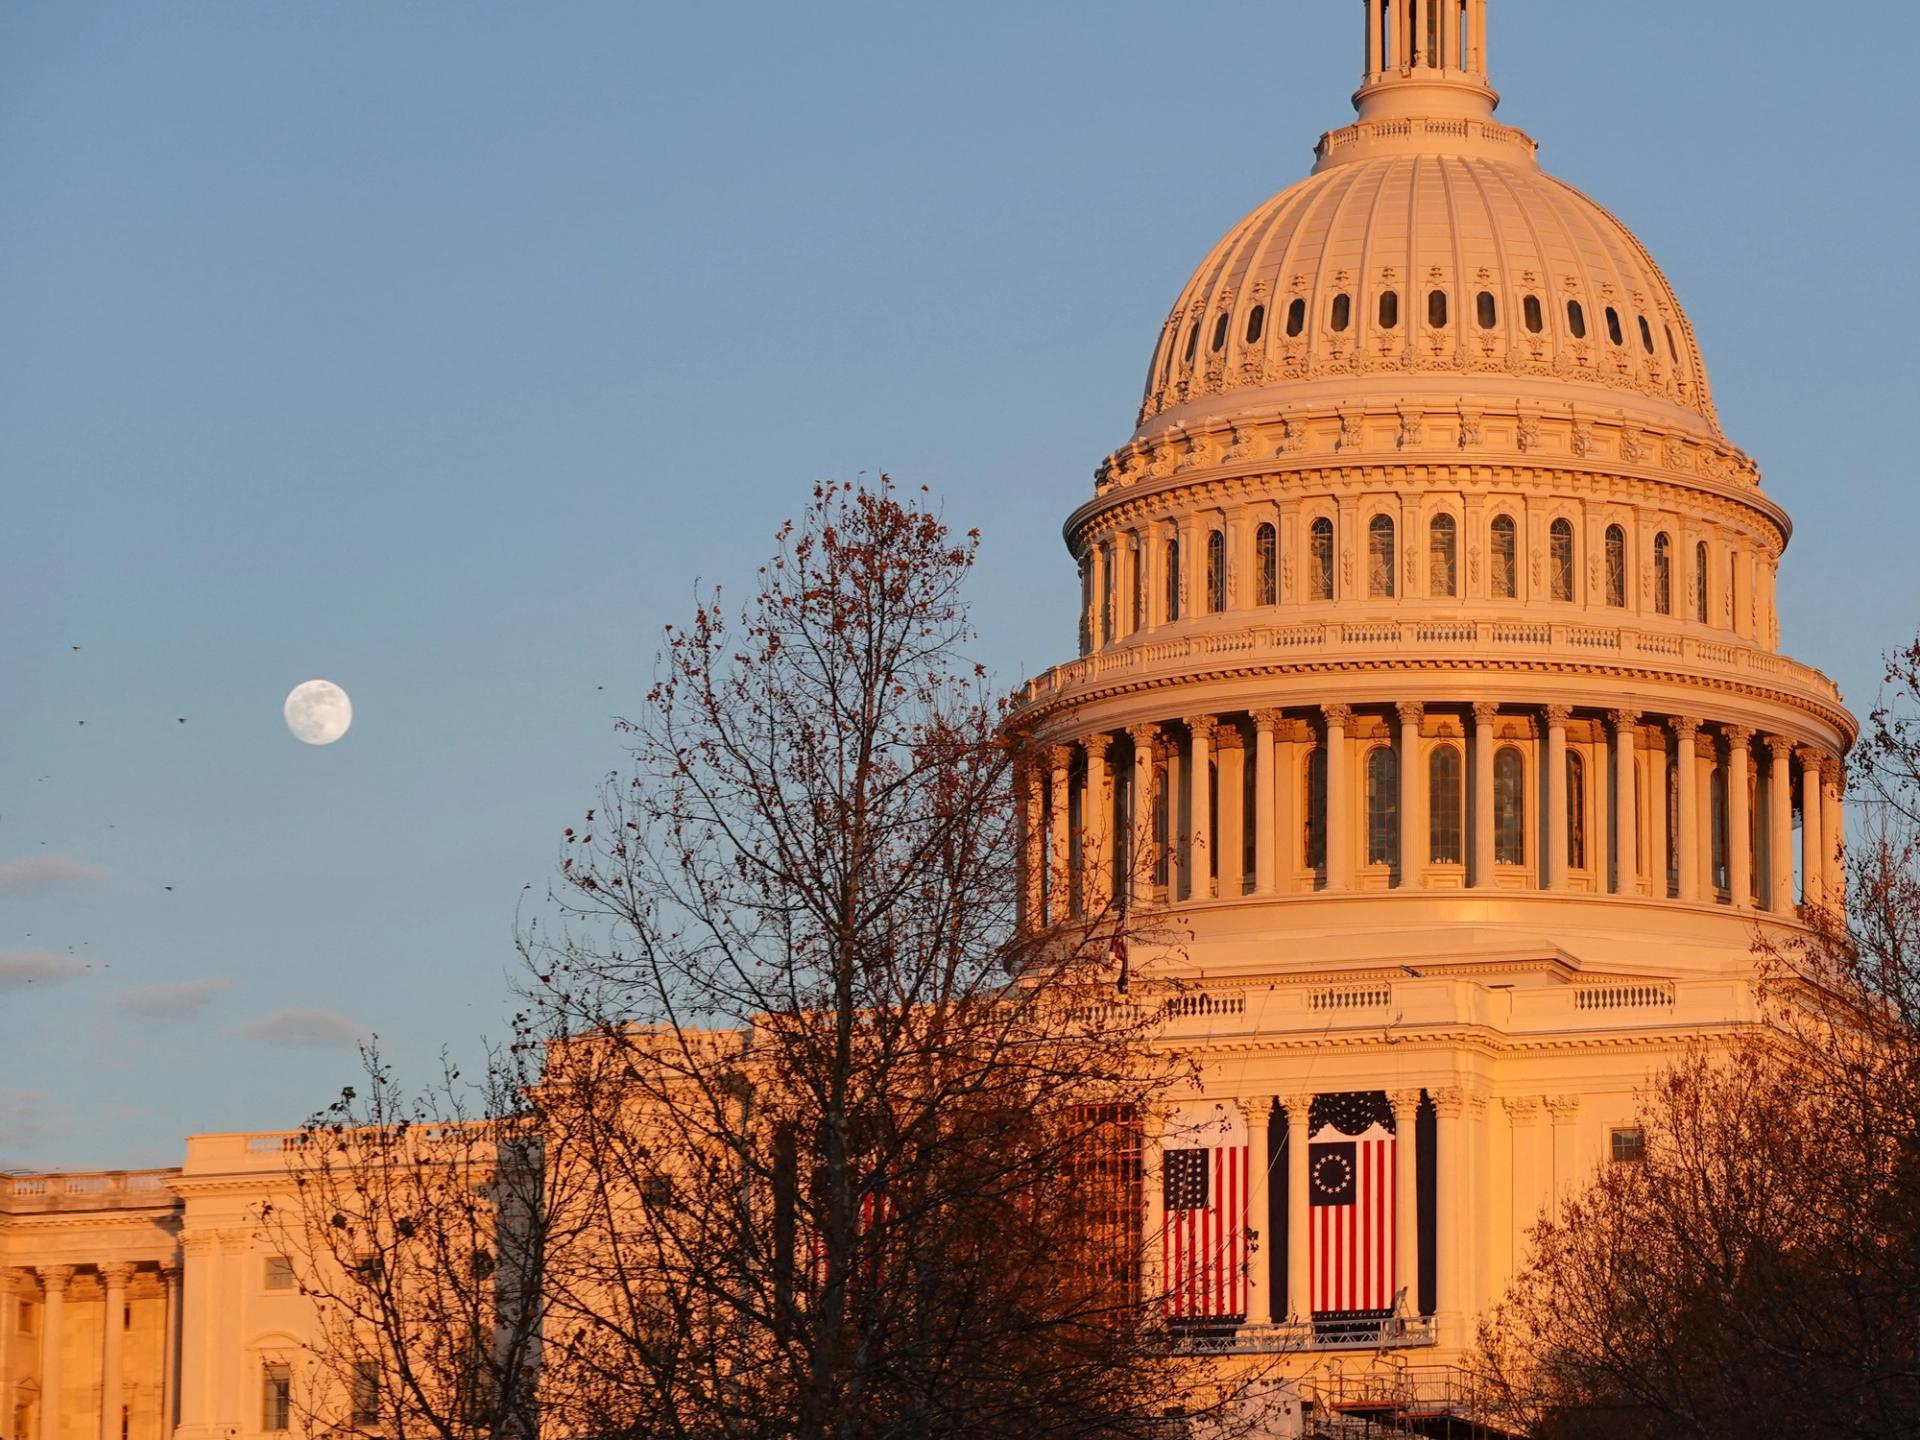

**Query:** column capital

left=1796, top=744, right=1827, bottom=771
left=1386, top=1088, right=1423, bottom=1117
left=1045, top=743, right=1074, bottom=772
left=157, top=1264, right=182, bottom=1287
left=1126, top=723, right=1163, bottom=752
left=1395, top=701, right=1425, bottom=728
left=1724, top=724, right=1754, bottom=748
left=1188, top=714, right=1219, bottom=743
left=1609, top=709, right=1640, bottom=733
left=38, top=1265, right=76, bottom=1294
left=1321, top=703, right=1353, bottom=730
left=1252, top=708, right=1286, bottom=735
left=1544, top=1094, right=1582, bottom=1120
left=1502, top=1095, right=1543, bottom=1123
left=1471, top=701, right=1500, bottom=726
left=1822, top=755, right=1846, bottom=785
left=1281, top=1093, right=1314, bottom=1122
left=1083, top=731, right=1113, bottom=762
left=99, top=1262, right=136, bottom=1289
left=180, top=1232, right=219, bottom=1260
left=1672, top=715, right=1701, bottom=741
left=1428, top=1086, right=1468, bottom=1118
left=1766, top=734, right=1795, bottom=761
left=1544, top=704, right=1573, bottom=728
left=1212, top=724, right=1245, bottom=753
left=1243, top=1096, right=1277, bottom=1125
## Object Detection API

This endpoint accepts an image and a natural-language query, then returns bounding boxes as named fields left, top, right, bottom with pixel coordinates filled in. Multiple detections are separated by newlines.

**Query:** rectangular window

left=264, top=1255, right=295, bottom=1291
left=1610, top=1127, right=1646, bottom=1164
left=262, top=1364, right=292, bottom=1433
left=352, top=1362, right=380, bottom=1429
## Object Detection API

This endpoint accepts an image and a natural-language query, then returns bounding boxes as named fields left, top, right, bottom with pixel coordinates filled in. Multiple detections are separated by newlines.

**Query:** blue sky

left=4, top=2, right=1915, bottom=1170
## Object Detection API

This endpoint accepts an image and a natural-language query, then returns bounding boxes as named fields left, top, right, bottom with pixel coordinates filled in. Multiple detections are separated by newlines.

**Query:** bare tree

left=1477, top=630, right=1920, bottom=1439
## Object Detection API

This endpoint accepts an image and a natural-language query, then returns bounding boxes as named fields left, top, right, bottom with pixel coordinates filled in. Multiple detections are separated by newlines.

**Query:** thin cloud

left=0, top=854, right=110, bottom=892
left=235, top=1007, right=363, bottom=1048
left=0, top=1088, right=52, bottom=1170
left=112, top=977, right=232, bottom=1020
left=0, top=951, right=91, bottom=992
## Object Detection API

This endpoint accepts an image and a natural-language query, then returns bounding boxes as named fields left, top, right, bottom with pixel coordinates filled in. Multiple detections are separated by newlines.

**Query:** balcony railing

left=1173, top=1315, right=1438, bottom=1355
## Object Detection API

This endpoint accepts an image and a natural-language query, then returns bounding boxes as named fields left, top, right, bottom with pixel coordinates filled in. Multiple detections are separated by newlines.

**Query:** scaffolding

left=1301, top=1363, right=1527, bottom=1439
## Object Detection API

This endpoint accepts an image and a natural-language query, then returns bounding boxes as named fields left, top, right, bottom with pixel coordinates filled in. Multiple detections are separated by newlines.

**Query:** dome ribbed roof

left=1137, top=124, right=1719, bottom=443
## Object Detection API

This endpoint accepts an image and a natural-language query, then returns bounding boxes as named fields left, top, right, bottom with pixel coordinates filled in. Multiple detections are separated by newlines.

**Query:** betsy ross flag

left=1159, top=1104, right=1247, bottom=1320
left=1309, top=1094, right=1396, bottom=1317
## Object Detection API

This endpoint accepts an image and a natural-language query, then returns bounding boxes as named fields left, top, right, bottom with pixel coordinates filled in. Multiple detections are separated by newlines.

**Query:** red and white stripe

left=1310, top=1122, right=1396, bottom=1315
left=1161, top=1143, right=1245, bottom=1318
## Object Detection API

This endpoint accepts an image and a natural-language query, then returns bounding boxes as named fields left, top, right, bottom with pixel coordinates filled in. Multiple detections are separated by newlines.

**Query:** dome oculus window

left=1245, top=305, right=1266, bottom=345
left=1368, top=514, right=1396, bottom=598
left=1523, top=295, right=1544, bottom=334
left=1287, top=297, right=1307, bottom=337
left=1331, top=293, right=1352, bottom=332
left=1183, top=323, right=1199, bottom=363
left=1490, top=515, right=1518, bottom=599
left=1605, top=306, right=1625, bottom=346
left=1211, top=313, right=1230, bottom=353
left=1476, top=290, right=1497, bottom=330
left=1428, top=289, right=1449, bottom=328
left=1567, top=300, right=1588, bottom=340
left=1665, top=323, right=1679, bottom=362
left=1309, top=517, right=1335, bottom=601
left=1379, top=290, right=1400, bottom=329
left=1550, top=519, right=1575, bottom=602
left=1638, top=315, right=1655, bottom=354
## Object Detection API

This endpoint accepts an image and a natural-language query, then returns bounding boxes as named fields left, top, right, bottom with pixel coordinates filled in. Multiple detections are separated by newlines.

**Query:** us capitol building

left=0, top=3, right=1855, bottom=1434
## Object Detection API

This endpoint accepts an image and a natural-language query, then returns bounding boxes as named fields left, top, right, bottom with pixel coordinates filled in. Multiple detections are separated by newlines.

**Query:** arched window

left=1331, top=293, right=1352, bottom=332
left=1476, top=290, right=1497, bottom=329
left=1255, top=523, right=1278, bottom=606
left=1710, top=765, right=1729, bottom=893
left=1665, top=323, right=1679, bottom=362
left=1523, top=294, right=1544, bottom=334
left=1429, top=744, right=1463, bottom=865
left=1428, top=289, right=1449, bottom=328
left=1654, top=533, right=1672, bottom=615
left=1491, top=514, right=1518, bottom=599
left=1287, top=298, right=1307, bottom=337
left=1566, top=752, right=1588, bottom=870
left=1099, top=541, right=1114, bottom=644
left=1368, top=515, right=1396, bottom=598
left=1131, top=539, right=1145, bottom=631
left=1366, top=747, right=1399, bottom=868
left=1206, top=530, right=1227, bottom=614
left=1605, top=306, right=1625, bottom=346
left=1567, top=300, right=1588, bottom=340
left=1605, top=525, right=1627, bottom=608
left=1245, top=305, right=1266, bottom=345
left=1310, top=517, right=1335, bottom=601
left=1211, top=313, right=1230, bottom=352
left=1305, top=747, right=1328, bottom=871
left=1379, top=291, right=1400, bottom=329
left=1079, top=558, right=1092, bottom=655
left=1153, top=757, right=1170, bottom=888
left=1694, top=541, right=1709, bottom=623
left=1429, top=513, right=1458, bottom=597
left=1494, top=747, right=1526, bottom=865
left=1183, top=323, right=1199, bottom=363
left=1638, top=315, right=1655, bottom=354
left=1165, top=537, right=1182, bottom=622
left=1550, top=519, right=1576, bottom=602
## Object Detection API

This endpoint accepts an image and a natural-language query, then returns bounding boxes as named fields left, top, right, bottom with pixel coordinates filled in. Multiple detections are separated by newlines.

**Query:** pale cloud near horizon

left=0, top=950, right=93, bottom=992
left=0, top=854, right=110, bottom=892
left=113, top=977, right=233, bottom=1020
left=234, top=1007, right=363, bottom=1048
left=0, top=1089, right=53, bottom=1170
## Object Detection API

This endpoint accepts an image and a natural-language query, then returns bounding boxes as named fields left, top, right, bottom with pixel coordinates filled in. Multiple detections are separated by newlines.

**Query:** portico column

left=1430, top=1089, right=1465, bottom=1343
left=99, top=1263, right=133, bottom=1440
left=1084, top=734, right=1113, bottom=914
left=1726, top=728, right=1754, bottom=909
left=1502, top=1097, right=1544, bottom=1271
left=1674, top=718, right=1701, bottom=902
left=1823, top=759, right=1847, bottom=903
left=1799, top=747, right=1825, bottom=910
left=1216, top=726, right=1246, bottom=898
left=1188, top=716, right=1217, bottom=900
left=160, top=1264, right=182, bottom=1433
left=1127, top=727, right=1160, bottom=907
left=1244, top=1099, right=1275, bottom=1326
left=1388, top=1090, right=1422, bottom=1315
left=1322, top=706, right=1354, bottom=891
left=1253, top=711, right=1282, bottom=895
left=1284, top=1095, right=1312, bottom=1322
left=1472, top=703, right=1497, bottom=888
left=1544, top=706, right=1571, bottom=891
left=1766, top=738, right=1794, bottom=912
left=0, top=1269, right=20, bottom=1438
left=1397, top=703, right=1423, bottom=887
left=1047, top=745, right=1073, bottom=922
left=1647, top=726, right=1671, bottom=897
left=38, top=1266, right=74, bottom=1440
left=1611, top=711, right=1639, bottom=896
left=1089, top=541, right=1109, bottom=648
left=1018, top=761, right=1043, bottom=931
left=1546, top=1094, right=1582, bottom=1210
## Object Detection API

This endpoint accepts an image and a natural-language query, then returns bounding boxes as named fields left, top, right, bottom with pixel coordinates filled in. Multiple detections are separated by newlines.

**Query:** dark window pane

left=1428, top=289, right=1449, bottom=328
left=1287, top=298, right=1307, bottom=337
left=1524, top=295, right=1544, bottom=333
left=1332, top=293, right=1352, bottom=332
left=1246, top=305, right=1266, bottom=345
left=1605, top=306, right=1625, bottom=346
left=1476, top=290, right=1497, bottom=329
left=1379, top=290, right=1400, bottom=329
left=1567, top=300, right=1587, bottom=339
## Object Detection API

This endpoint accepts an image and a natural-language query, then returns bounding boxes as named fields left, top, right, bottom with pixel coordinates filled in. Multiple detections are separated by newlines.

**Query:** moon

left=284, top=680, right=353, bottom=746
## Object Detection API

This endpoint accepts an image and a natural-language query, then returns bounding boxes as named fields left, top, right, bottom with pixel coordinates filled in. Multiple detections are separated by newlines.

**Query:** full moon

left=284, top=679, right=353, bottom=745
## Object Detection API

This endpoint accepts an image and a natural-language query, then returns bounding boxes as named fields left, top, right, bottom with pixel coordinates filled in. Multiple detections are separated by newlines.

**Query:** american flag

left=1309, top=1114, right=1395, bottom=1316
left=1160, top=1105, right=1247, bottom=1320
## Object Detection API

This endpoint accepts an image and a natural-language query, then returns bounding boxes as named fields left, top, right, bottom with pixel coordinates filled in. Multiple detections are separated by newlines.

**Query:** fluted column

left=160, top=1264, right=181, bottom=1434
left=1366, top=0, right=1384, bottom=75
left=1127, top=727, right=1159, bottom=907
left=1018, top=761, right=1043, bottom=931
left=1799, top=747, right=1825, bottom=910
left=1253, top=711, right=1281, bottom=895
left=38, top=1266, right=74, bottom=1440
left=1472, top=703, right=1497, bottom=888
left=1546, top=1094, right=1582, bottom=1210
left=1284, top=1095, right=1312, bottom=1321
left=1089, top=541, right=1109, bottom=649
left=1323, top=706, right=1353, bottom=891
left=1245, top=1100, right=1274, bottom=1326
left=1727, top=728, right=1754, bottom=909
left=1430, top=1089, right=1465, bottom=1342
left=1502, top=1097, right=1544, bottom=1270
left=1823, top=759, right=1847, bottom=904
left=1674, top=718, right=1701, bottom=902
left=1545, top=706, right=1571, bottom=891
left=1611, top=711, right=1639, bottom=896
left=1047, top=745, right=1073, bottom=922
left=1084, top=734, right=1113, bottom=915
left=1648, top=726, right=1671, bottom=898
left=1188, top=717, right=1216, bottom=900
left=1767, top=737, right=1795, bottom=912
left=1216, top=726, right=1246, bottom=898
left=99, top=1264, right=133, bottom=1440
left=1397, top=702, right=1423, bottom=887
left=1388, top=1089, right=1422, bottom=1314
